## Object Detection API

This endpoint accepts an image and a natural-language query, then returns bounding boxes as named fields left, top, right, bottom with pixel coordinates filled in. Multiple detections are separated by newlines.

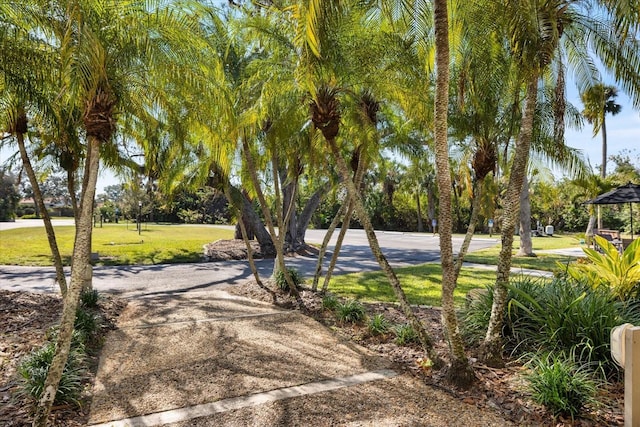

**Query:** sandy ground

left=87, top=292, right=512, bottom=426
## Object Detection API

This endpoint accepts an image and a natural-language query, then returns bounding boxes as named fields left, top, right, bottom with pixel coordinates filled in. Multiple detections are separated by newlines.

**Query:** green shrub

left=526, top=353, right=598, bottom=419
left=461, top=275, right=640, bottom=377
left=322, top=294, right=339, bottom=311
left=21, top=213, right=38, bottom=219
left=80, top=289, right=100, bottom=308
left=563, top=235, right=640, bottom=300
left=336, top=300, right=366, bottom=323
left=74, top=306, right=100, bottom=343
left=17, top=341, right=85, bottom=405
left=368, top=314, right=391, bottom=336
left=274, top=268, right=303, bottom=292
left=394, top=323, right=419, bottom=346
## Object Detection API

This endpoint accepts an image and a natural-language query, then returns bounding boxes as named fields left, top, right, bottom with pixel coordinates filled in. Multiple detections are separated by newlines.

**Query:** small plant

left=367, top=314, right=391, bottom=336
left=17, top=341, right=85, bottom=405
left=525, top=353, right=598, bottom=419
left=74, top=306, right=100, bottom=342
left=322, top=294, right=339, bottom=311
left=336, top=300, right=366, bottom=323
left=80, top=288, right=100, bottom=308
left=394, top=323, right=419, bottom=346
left=274, top=268, right=303, bottom=292
left=563, top=235, right=640, bottom=300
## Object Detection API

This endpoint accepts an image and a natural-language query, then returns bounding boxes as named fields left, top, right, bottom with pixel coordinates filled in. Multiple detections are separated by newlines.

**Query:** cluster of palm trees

left=2, top=0, right=639, bottom=423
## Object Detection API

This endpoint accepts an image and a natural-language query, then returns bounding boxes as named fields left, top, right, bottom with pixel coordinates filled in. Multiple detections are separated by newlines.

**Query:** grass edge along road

left=0, top=223, right=234, bottom=266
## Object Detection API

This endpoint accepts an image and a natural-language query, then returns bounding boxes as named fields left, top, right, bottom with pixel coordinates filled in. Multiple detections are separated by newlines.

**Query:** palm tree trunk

left=321, top=198, right=354, bottom=292
left=242, top=136, right=302, bottom=303
left=416, top=190, right=424, bottom=232
left=434, top=0, right=473, bottom=387
left=328, top=137, right=441, bottom=366
left=516, top=175, right=535, bottom=257
left=16, top=130, right=68, bottom=297
left=32, top=136, right=100, bottom=426
left=322, top=158, right=366, bottom=293
left=601, top=114, right=607, bottom=178
left=453, top=179, right=484, bottom=279
left=312, top=196, right=347, bottom=291
left=481, top=73, right=538, bottom=367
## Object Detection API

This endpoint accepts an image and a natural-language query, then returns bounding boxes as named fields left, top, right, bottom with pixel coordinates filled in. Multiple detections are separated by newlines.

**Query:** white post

left=626, top=326, right=640, bottom=427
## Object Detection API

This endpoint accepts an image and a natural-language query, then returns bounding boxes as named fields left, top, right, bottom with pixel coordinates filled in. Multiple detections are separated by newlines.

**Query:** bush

left=17, top=341, right=85, bottom=405
left=322, top=294, right=339, bottom=311
left=563, top=236, right=640, bottom=300
left=274, top=268, right=303, bottom=292
left=461, top=275, right=640, bottom=377
left=74, top=306, right=100, bottom=343
left=21, top=213, right=38, bottom=219
left=368, top=314, right=391, bottom=336
left=335, top=300, right=366, bottom=323
left=526, top=353, right=598, bottom=419
left=80, top=289, right=100, bottom=308
left=394, top=323, right=419, bottom=346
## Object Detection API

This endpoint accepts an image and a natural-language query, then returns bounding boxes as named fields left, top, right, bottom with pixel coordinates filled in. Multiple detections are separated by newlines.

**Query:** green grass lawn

left=327, top=264, right=499, bottom=307
left=0, top=224, right=234, bottom=266
left=464, top=234, right=585, bottom=271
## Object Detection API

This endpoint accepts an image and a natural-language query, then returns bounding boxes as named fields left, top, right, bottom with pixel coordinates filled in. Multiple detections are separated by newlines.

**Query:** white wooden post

left=626, top=326, right=640, bottom=427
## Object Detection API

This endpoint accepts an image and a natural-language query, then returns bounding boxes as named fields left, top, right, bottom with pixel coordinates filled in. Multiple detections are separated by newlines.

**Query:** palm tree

left=581, top=84, right=622, bottom=179
left=481, top=0, right=640, bottom=366
left=29, top=1, right=208, bottom=423
left=0, top=5, right=69, bottom=297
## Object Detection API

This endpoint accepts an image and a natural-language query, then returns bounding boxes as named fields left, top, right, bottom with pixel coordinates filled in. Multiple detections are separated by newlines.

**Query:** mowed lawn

left=0, top=223, right=234, bottom=266
left=328, top=264, right=499, bottom=307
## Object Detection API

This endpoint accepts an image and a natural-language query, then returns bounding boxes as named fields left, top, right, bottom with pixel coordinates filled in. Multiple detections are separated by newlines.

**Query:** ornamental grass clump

left=274, top=267, right=303, bottom=292
left=367, top=314, right=391, bottom=336
left=17, top=341, right=86, bottom=405
left=394, top=323, right=419, bottom=346
left=336, top=299, right=366, bottom=324
left=525, top=353, right=598, bottom=419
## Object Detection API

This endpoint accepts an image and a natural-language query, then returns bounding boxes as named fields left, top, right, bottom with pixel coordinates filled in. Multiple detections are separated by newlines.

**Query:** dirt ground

left=0, top=239, right=626, bottom=426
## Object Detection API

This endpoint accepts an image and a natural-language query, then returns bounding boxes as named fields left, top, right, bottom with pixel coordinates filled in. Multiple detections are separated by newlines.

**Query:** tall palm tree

left=481, top=0, right=640, bottom=366
left=0, top=5, right=69, bottom=297
left=30, top=1, right=207, bottom=423
left=581, top=84, right=622, bottom=179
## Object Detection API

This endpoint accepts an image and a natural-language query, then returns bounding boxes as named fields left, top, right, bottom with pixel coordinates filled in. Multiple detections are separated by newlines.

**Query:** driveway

left=0, top=221, right=498, bottom=297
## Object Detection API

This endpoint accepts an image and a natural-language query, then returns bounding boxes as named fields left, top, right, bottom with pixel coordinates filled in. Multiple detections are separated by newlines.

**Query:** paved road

left=0, top=220, right=498, bottom=297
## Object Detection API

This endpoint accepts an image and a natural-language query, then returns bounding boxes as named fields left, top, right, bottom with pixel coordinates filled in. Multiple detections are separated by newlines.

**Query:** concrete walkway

left=86, top=291, right=512, bottom=427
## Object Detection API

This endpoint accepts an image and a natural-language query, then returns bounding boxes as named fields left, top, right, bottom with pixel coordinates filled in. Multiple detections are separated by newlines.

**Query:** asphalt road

left=0, top=220, right=498, bottom=297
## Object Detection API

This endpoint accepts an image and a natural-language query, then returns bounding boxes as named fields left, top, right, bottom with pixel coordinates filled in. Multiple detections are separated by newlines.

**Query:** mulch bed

left=0, top=290, right=127, bottom=426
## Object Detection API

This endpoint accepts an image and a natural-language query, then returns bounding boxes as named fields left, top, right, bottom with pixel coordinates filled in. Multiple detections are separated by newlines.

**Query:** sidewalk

left=87, top=291, right=513, bottom=426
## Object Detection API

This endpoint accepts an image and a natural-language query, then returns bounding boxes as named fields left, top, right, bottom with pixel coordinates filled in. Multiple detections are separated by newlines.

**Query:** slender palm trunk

left=322, top=158, right=365, bottom=292
left=416, top=190, right=423, bottom=232
left=242, top=137, right=302, bottom=303
left=453, top=179, right=484, bottom=279
left=16, top=130, right=68, bottom=297
left=32, top=137, right=100, bottom=426
left=481, top=74, right=538, bottom=366
left=328, top=137, right=441, bottom=366
left=601, top=114, right=607, bottom=178
left=322, top=198, right=354, bottom=292
left=312, top=196, right=347, bottom=291
left=434, top=0, right=473, bottom=387
left=516, top=175, right=535, bottom=256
